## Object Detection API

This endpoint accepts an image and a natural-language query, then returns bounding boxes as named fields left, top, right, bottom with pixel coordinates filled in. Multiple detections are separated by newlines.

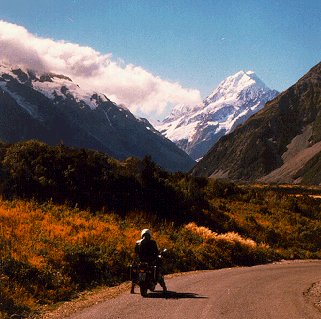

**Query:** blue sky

left=1, top=0, right=321, bottom=119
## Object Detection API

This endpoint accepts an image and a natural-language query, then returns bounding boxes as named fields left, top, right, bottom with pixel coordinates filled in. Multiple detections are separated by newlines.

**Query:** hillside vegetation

left=0, top=140, right=320, bottom=318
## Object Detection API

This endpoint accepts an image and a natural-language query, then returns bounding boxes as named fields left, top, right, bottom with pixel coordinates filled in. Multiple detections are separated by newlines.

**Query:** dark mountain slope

left=0, top=65, right=195, bottom=172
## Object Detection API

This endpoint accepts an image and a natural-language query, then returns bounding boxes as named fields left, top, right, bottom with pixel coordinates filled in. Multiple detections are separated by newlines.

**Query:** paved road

left=69, top=260, right=321, bottom=319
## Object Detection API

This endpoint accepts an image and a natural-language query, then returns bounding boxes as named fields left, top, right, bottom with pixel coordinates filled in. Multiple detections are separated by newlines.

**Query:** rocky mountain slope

left=0, top=63, right=195, bottom=172
left=156, top=71, right=278, bottom=160
left=192, top=62, right=321, bottom=184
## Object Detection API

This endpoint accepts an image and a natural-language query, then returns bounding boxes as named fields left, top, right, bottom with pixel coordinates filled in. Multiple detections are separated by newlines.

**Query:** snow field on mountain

left=156, top=70, right=278, bottom=159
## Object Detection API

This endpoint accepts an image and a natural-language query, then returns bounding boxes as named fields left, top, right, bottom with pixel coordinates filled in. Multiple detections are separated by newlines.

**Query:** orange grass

left=0, top=199, right=277, bottom=318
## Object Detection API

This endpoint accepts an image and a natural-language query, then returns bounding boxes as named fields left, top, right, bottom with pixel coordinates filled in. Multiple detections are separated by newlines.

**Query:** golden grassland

left=0, top=184, right=321, bottom=318
left=0, top=198, right=277, bottom=318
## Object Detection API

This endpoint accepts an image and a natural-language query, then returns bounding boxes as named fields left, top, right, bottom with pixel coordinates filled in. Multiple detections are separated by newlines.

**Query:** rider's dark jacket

left=135, top=237, right=158, bottom=262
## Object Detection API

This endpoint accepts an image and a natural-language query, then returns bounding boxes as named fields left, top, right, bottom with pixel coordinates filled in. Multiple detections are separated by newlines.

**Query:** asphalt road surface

left=69, top=260, right=321, bottom=319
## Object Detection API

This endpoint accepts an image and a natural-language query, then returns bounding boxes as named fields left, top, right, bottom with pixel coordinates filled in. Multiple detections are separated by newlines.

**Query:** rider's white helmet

left=141, top=229, right=151, bottom=238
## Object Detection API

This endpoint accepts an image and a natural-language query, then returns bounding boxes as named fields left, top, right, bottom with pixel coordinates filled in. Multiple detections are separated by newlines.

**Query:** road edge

left=35, top=270, right=206, bottom=319
left=36, top=261, right=321, bottom=318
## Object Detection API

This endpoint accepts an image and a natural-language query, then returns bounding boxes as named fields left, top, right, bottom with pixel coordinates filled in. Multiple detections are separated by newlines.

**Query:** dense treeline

left=0, top=140, right=209, bottom=221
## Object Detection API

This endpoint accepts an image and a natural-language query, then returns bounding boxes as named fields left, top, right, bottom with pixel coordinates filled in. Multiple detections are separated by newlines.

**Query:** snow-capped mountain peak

left=0, top=63, right=110, bottom=110
left=204, top=70, right=268, bottom=106
left=156, top=70, right=279, bottom=160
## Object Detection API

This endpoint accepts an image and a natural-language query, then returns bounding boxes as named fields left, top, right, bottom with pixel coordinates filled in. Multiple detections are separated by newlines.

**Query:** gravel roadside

left=37, top=282, right=131, bottom=319
left=305, top=280, right=321, bottom=313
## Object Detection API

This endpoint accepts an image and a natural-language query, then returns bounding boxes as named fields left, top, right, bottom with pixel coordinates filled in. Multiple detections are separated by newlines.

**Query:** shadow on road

left=146, top=290, right=208, bottom=299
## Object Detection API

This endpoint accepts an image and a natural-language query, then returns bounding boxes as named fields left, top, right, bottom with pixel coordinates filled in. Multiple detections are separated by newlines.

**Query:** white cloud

left=0, top=20, right=201, bottom=119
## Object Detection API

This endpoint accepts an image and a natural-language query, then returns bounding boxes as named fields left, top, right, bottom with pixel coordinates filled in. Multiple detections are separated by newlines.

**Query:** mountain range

left=0, top=63, right=195, bottom=172
left=192, top=61, right=321, bottom=184
left=156, top=71, right=278, bottom=160
left=2, top=59, right=321, bottom=184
